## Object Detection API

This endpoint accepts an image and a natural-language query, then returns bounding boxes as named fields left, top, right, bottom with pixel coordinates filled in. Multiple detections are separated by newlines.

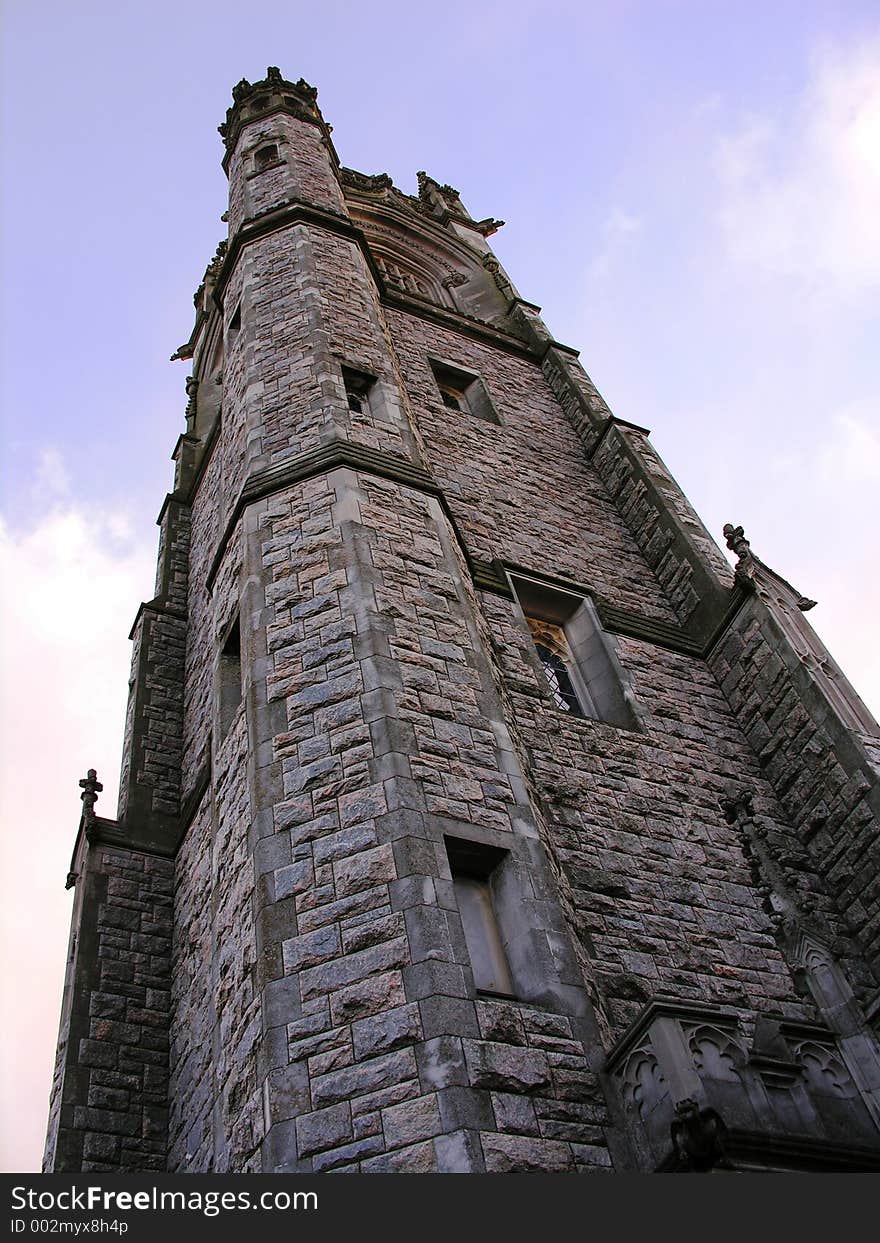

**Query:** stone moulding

left=605, top=995, right=880, bottom=1171
left=209, top=199, right=536, bottom=361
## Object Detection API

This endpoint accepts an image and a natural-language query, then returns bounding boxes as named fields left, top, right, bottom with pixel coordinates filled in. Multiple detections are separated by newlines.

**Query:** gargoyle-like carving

left=722, top=522, right=754, bottom=584
left=670, top=1098, right=729, bottom=1172
left=339, top=168, right=394, bottom=194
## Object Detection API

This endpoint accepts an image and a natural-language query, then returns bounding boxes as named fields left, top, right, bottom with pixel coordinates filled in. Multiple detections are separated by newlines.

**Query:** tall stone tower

left=44, top=69, right=880, bottom=1174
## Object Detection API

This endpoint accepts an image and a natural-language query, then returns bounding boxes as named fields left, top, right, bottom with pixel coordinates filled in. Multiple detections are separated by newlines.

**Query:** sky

left=2, top=0, right=879, bottom=1173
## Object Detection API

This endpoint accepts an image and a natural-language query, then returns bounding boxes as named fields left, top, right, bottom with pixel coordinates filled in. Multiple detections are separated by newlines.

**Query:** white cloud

left=816, top=405, right=880, bottom=485
left=714, top=37, right=880, bottom=289
left=587, top=207, right=643, bottom=281
left=0, top=489, right=155, bottom=1172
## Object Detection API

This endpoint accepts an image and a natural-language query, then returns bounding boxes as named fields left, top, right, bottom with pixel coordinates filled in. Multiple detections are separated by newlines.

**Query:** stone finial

left=79, top=768, right=103, bottom=829
left=723, top=521, right=817, bottom=609
left=723, top=522, right=753, bottom=579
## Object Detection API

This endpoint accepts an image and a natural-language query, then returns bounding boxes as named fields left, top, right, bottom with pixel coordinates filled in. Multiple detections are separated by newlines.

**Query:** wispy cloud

left=587, top=207, right=643, bottom=281
left=714, top=37, right=880, bottom=291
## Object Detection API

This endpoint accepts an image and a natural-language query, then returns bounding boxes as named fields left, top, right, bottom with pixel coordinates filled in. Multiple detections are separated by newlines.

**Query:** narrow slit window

left=218, top=617, right=242, bottom=738
left=228, top=302, right=242, bottom=334
left=513, top=574, right=641, bottom=731
left=533, top=637, right=585, bottom=717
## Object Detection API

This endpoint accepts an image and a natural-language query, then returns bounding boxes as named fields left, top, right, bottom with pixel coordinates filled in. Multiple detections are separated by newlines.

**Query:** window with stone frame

left=253, top=142, right=280, bottom=172
left=341, top=365, right=376, bottom=415
left=511, top=573, right=641, bottom=731
left=526, top=618, right=587, bottom=718
left=445, top=837, right=515, bottom=998
left=428, top=358, right=499, bottom=424
left=218, top=615, right=243, bottom=739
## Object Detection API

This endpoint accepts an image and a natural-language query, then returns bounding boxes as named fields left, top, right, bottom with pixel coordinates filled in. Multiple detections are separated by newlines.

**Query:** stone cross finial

left=723, top=522, right=751, bottom=570
left=79, top=768, right=103, bottom=827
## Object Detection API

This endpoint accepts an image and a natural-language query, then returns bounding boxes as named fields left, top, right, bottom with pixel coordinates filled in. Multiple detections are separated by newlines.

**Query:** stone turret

left=45, top=70, right=880, bottom=1174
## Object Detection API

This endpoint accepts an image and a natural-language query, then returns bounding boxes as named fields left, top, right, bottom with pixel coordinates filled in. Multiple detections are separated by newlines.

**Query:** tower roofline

left=218, top=66, right=337, bottom=174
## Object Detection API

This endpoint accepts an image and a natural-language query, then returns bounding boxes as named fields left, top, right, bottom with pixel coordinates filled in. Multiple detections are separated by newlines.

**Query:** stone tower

left=44, top=69, right=880, bottom=1174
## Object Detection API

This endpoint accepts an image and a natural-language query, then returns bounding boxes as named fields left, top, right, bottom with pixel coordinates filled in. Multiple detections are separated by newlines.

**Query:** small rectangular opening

left=428, top=358, right=499, bottom=424
left=218, top=616, right=242, bottom=739
left=255, top=143, right=279, bottom=170
left=341, top=365, right=375, bottom=415
left=445, top=837, right=515, bottom=998
left=228, top=302, right=242, bottom=334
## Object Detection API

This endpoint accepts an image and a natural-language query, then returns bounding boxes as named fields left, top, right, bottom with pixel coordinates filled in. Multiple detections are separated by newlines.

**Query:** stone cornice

left=127, top=597, right=187, bottom=642
left=662, top=1129, right=880, bottom=1173
left=212, top=200, right=359, bottom=305
left=604, top=995, right=743, bottom=1074
left=212, top=199, right=540, bottom=362
left=584, top=413, right=653, bottom=460
left=205, top=441, right=444, bottom=593
left=382, top=288, right=535, bottom=359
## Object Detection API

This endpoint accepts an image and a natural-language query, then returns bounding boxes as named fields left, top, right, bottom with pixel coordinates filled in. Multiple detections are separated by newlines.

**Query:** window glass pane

left=534, top=641, right=584, bottom=716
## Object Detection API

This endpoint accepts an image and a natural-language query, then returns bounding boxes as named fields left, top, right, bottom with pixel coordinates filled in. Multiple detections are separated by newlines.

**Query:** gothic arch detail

left=684, top=1024, right=745, bottom=1082
left=619, top=1045, right=668, bottom=1120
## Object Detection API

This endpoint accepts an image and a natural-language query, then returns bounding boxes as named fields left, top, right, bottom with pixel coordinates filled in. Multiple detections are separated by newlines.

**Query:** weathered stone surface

left=295, top=1103, right=352, bottom=1156
left=481, top=1132, right=575, bottom=1173
left=46, top=66, right=880, bottom=1178
left=463, top=1041, right=552, bottom=1094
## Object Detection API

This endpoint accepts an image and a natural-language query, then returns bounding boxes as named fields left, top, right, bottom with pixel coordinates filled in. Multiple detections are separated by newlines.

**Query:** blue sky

left=2, top=0, right=879, bottom=1171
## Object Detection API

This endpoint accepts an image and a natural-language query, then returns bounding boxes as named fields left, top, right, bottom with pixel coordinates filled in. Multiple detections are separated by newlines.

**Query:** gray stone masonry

left=45, top=68, right=880, bottom=1173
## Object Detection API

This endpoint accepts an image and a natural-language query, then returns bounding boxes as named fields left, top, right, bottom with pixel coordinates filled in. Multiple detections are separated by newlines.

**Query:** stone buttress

left=45, top=69, right=880, bottom=1173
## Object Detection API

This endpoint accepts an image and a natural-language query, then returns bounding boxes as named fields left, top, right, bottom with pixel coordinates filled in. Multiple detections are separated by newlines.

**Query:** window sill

left=246, top=161, right=286, bottom=180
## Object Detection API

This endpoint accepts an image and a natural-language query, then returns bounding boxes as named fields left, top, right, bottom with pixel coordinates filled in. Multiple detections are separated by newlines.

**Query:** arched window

left=527, top=620, right=585, bottom=717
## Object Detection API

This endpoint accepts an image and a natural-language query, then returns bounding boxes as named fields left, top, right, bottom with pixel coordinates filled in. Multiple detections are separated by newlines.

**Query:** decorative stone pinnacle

left=79, top=768, right=103, bottom=828
left=218, top=70, right=319, bottom=154
left=723, top=522, right=752, bottom=574
left=723, top=521, right=817, bottom=610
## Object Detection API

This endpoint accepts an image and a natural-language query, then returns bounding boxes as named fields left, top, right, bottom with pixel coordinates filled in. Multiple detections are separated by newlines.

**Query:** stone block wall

left=709, top=594, right=880, bottom=985
left=44, top=843, right=173, bottom=1172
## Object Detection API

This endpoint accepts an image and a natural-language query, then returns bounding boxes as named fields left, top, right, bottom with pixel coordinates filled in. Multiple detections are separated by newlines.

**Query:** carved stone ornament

left=792, top=1039, right=856, bottom=1099
left=684, top=1023, right=745, bottom=1083
left=722, top=521, right=816, bottom=609
left=79, top=768, right=103, bottom=831
left=669, top=1098, right=729, bottom=1172
left=619, top=1044, right=668, bottom=1120
left=339, top=167, right=394, bottom=194
left=219, top=69, right=318, bottom=148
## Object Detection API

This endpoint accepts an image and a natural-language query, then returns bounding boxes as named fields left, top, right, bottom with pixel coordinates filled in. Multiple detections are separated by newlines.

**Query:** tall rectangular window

left=446, top=837, right=514, bottom=998
left=218, top=616, right=242, bottom=739
left=511, top=573, right=641, bottom=731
